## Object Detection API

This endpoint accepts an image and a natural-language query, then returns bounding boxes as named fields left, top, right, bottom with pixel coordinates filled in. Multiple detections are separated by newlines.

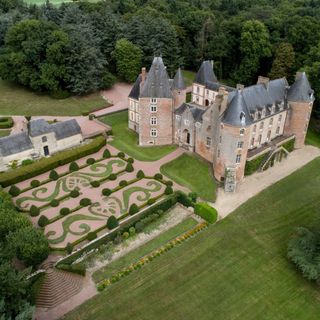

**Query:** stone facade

left=128, top=58, right=315, bottom=191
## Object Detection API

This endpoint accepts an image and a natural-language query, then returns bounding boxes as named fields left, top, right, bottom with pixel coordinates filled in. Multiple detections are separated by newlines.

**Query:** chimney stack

left=236, top=84, right=244, bottom=90
left=295, top=71, right=303, bottom=80
left=257, top=76, right=269, bottom=86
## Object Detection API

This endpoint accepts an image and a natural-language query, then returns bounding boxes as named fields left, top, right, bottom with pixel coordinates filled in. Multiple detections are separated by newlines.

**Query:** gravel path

left=214, top=145, right=320, bottom=218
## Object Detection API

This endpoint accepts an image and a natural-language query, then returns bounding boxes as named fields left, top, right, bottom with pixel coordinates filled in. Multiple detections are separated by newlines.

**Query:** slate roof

left=205, top=81, right=236, bottom=93
left=129, top=74, right=142, bottom=100
left=223, top=90, right=252, bottom=127
left=195, top=60, right=217, bottom=85
left=175, top=103, right=206, bottom=122
left=140, top=57, right=172, bottom=98
left=0, top=133, right=33, bottom=157
left=287, top=72, right=314, bottom=102
left=172, top=68, right=186, bottom=90
left=28, top=119, right=81, bottom=140
left=51, top=119, right=81, bottom=140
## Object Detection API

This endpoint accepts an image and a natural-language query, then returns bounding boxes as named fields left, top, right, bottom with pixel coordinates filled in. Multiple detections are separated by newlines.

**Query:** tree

left=268, top=43, right=295, bottom=80
left=235, top=20, right=272, bottom=84
left=112, top=38, right=142, bottom=83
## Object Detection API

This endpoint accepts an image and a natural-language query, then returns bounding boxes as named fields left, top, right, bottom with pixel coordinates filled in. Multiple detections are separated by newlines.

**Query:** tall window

left=184, top=119, right=190, bottom=126
left=251, top=137, right=255, bottom=147
left=278, top=114, right=282, bottom=123
left=240, top=128, right=245, bottom=135
left=260, top=122, right=264, bottom=130
left=206, top=137, right=212, bottom=146
left=236, top=154, right=241, bottom=164
left=150, top=128, right=157, bottom=137
left=217, top=149, right=220, bottom=158
left=258, top=134, right=262, bottom=145
left=253, top=125, right=257, bottom=133
left=150, top=105, right=157, bottom=112
left=42, top=136, right=47, bottom=143
left=219, top=136, right=222, bottom=143
left=237, top=141, right=244, bottom=149
left=276, top=126, right=280, bottom=134
left=150, top=117, right=157, bottom=125
left=269, top=118, right=273, bottom=126
left=267, top=130, right=271, bottom=141
left=151, top=98, right=157, bottom=104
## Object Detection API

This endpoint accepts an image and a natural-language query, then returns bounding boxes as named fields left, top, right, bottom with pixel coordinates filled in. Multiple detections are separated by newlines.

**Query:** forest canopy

left=0, top=0, right=319, bottom=113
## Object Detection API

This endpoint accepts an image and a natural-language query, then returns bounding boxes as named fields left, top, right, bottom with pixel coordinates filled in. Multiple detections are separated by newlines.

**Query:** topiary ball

left=80, top=198, right=92, bottom=207
left=86, top=158, right=95, bottom=165
left=30, top=180, right=40, bottom=188
left=117, top=152, right=125, bottom=159
left=60, top=207, right=70, bottom=216
left=103, top=149, right=111, bottom=158
left=50, top=199, right=59, bottom=207
left=154, top=173, right=163, bottom=180
left=90, top=180, right=100, bottom=188
left=102, top=188, right=112, bottom=196
left=69, top=161, right=79, bottom=172
left=30, top=205, right=40, bottom=217
left=129, top=203, right=139, bottom=215
left=9, top=185, right=20, bottom=197
left=119, top=180, right=128, bottom=187
left=125, top=163, right=134, bottom=172
left=108, top=174, right=117, bottom=180
left=136, top=170, right=145, bottom=179
left=38, top=215, right=49, bottom=227
left=106, top=215, right=119, bottom=229
left=70, top=189, right=80, bottom=198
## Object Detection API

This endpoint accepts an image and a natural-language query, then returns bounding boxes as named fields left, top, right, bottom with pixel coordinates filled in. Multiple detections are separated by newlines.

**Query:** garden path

left=214, top=145, right=320, bottom=218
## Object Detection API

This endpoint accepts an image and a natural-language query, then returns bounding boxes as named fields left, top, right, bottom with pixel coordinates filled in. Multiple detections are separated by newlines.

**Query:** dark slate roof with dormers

left=223, top=90, right=253, bottom=127
left=28, top=119, right=81, bottom=140
left=0, top=132, right=33, bottom=156
left=172, top=68, right=186, bottom=90
left=287, top=72, right=314, bottom=102
left=195, top=60, right=217, bottom=85
left=140, top=57, right=172, bottom=98
left=129, top=74, right=142, bottom=100
left=175, top=103, right=206, bottom=122
left=205, top=81, right=236, bottom=93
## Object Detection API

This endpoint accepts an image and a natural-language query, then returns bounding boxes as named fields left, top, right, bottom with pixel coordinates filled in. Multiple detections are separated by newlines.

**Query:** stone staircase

left=36, top=262, right=84, bottom=309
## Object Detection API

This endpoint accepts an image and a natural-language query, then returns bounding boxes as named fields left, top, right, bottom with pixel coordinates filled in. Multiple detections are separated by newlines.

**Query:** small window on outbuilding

left=42, top=136, right=47, bottom=143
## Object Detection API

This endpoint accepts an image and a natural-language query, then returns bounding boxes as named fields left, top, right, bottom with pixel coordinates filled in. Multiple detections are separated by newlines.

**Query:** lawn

left=64, top=157, right=320, bottom=320
left=182, top=70, right=196, bottom=87
left=93, top=217, right=198, bottom=283
left=0, top=80, right=107, bottom=116
left=100, top=111, right=177, bottom=161
left=306, top=118, right=320, bottom=148
left=161, top=153, right=217, bottom=201
left=0, top=130, right=11, bottom=138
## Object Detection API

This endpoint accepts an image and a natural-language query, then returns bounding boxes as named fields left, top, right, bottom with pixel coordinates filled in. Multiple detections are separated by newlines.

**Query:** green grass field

left=0, top=80, right=107, bottom=116
left=161, top=153, right=217, bottom=201
left=93, top=217, right=198, bottom=283
left=306, top=119, right=320, bottom=148
left=100, top=111, right=177, bottom=161
left=182, top=70, right=196, bottom=87
left=64, top=157, right=320, bottom=320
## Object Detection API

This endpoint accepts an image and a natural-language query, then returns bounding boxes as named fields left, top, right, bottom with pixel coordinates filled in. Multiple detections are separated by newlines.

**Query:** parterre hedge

left=0, top=117, right=13, bottom=129
left=0, top=136, right=106, bottom=187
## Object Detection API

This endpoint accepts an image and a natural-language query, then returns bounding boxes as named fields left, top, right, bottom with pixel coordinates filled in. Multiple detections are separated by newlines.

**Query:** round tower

left=284, top=72, right=314, bottom=149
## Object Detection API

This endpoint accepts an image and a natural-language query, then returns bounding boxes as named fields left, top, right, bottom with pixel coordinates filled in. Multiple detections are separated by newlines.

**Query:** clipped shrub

left=188, top=192, right=198, bottom=203
left=57, top=263, right=86, bottom=276
left=30, top=179, right=40, bottom=188
left=108, top=173, right=117, bottom=180
left=164, top=186, right=173, bottom=195
left=177, top=191, right=194, bottom=207
left=103, top=149, right=111, bottom=158
left=90, top=180, right=100, bottom=188
left=50, top=199, right=59, bottom=207
left=9, top=185, right=20, bottom=196
left=119, top=180, right=128, bottom=187
left=0, top=136, right=106, bottom=187
left=165, top=180, right=173, bottom=187
left=122, top=231, right=129, bottom=239
left=21, top=159, right=33, bottom=166
left=129, top=227, right=136, bottom=236
left=106, top=129, right=113, bottom=136
left=69, top=161, right=79, bottom=172
left=147, top=198, right=156, bottom=205
left=129, top=203, right=139, bottom=215
left=86, top=158, right=95, bottom=165
left=107, top=215, right=119, bottom=229
left=135, top=221, right=144, bottom=232
left=136, top=170, right=145, bottom=179
left=102, top=188, right=112, bottom=196
left=125, top=163, right=134, bottom=172
left=127, top=158, right=134, bottom=164
left=30, top=205, right=40, bottom=217
left=70, top=189, right=80, bottom=198
left=38, top=215, right=49, bottom=227
left=87, top=232, right=97, bottom=241
left=49, top=170, right=59, bottom=181
left=80, top=198, right=92, bottom=207
left=66, top=242, right=73, bottom=254
left=117, top=152, right=125, bottom=159
left=154, top=173, right=163, bottom=180
left=60, top=207, right=70, bottom=216
left=194, top=202, right=218, bottom=223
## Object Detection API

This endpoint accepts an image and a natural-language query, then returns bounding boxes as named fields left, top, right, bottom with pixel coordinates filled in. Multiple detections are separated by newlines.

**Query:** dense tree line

left=0, top=0, right=320, bottom=114
left=0, top=188, right=49, bottom=319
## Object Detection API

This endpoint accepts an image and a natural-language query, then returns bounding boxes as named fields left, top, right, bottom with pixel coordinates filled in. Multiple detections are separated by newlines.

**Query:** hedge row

left=281, top=137, right=295, bottom=152
left=57, top=191, right=189, bottom=265
left=0, top=136, right=106, bottom=187
left=194, top=202, right=218, bottom=223
left=0, top=117, right=13, bottom=129
left=97, top=221, right=208, bottom=291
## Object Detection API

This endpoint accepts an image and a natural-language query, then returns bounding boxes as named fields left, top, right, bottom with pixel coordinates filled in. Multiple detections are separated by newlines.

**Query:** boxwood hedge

left=0, top=136, right=106, bottom=187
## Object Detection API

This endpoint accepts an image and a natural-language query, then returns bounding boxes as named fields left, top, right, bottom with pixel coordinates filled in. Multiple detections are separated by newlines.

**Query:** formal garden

left=8, top=141, right=176, bottom=250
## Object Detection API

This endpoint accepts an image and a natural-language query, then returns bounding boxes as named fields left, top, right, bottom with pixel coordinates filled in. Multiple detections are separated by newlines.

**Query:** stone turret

left=172, top=68, right=186, bottom=109
left=284, top=72, right=314, bottom=149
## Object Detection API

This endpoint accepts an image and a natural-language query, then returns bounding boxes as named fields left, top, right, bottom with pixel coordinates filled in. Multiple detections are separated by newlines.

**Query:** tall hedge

left=194, top=202, right=218, bottom=223
left=0, top=136, right=106, bottom=187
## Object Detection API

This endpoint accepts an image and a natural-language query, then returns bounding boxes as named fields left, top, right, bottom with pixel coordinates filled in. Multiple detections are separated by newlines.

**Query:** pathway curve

left=214, top=145, right=320, bottom=218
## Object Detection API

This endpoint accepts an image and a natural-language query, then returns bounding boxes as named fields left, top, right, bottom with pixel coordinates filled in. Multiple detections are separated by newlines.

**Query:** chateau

left=128, top=57, right=314, bottom=191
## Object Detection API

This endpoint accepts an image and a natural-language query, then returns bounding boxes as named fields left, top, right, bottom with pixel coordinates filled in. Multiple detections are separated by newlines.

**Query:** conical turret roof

left=223, top=90, right=252, bottom=127
left=195, top=60, right=217, bottom=85
left=287, top=72, right=314, bottom=102
left=172, top=68, right=186, bottom=90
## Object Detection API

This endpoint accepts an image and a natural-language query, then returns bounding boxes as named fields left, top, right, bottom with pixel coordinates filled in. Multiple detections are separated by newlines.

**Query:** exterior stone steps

left=36, top=268, right=84, bottom=309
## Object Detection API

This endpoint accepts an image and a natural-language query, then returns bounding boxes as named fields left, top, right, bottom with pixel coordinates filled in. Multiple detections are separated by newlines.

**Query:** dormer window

left=261, top=108, right=265, bottom=117
left=240, top=112, right=246, bottom=126
left=151, top=98, right=157, bottom=104
left=240, top=128, right=245, bottom=135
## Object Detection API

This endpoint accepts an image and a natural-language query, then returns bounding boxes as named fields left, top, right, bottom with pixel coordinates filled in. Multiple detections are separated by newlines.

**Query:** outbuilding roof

left=0, top=133, right=33, bottom=157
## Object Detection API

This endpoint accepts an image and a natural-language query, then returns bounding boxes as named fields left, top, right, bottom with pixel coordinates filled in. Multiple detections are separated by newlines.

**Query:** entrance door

left=43, top=146, right=49, bottom=156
